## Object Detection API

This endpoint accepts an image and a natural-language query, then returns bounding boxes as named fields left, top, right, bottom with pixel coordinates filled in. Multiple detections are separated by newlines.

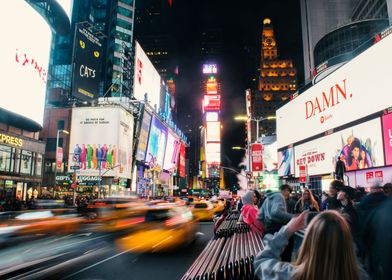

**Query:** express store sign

left=277, top=32, right=392, bottom=149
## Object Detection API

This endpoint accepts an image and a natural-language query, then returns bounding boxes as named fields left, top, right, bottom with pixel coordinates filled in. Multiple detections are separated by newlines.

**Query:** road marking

left=62, top=249, right=137, bottom=279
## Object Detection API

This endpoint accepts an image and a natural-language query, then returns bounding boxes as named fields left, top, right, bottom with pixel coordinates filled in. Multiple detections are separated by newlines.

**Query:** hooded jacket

left=241, top=191, right=264, bottom=234
left=257, top=191, right=294, bottom=234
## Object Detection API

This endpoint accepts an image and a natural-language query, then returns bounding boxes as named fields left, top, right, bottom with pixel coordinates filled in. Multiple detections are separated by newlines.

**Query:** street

left=0, top=222, right=214, bottom=280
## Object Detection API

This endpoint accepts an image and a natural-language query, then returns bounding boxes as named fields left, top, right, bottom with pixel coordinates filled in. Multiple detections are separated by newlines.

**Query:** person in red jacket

left=240, top=190, right=264, bottom=234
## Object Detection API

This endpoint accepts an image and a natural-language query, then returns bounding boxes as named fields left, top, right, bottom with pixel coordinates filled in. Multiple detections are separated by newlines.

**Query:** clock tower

left=261, top=18, right=277, bottom=60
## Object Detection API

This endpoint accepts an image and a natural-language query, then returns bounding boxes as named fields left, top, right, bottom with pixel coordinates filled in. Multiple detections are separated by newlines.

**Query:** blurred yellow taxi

left=191, top=201, right=215, bottom=221
left=211, top=198, right=225, bottom=214
left=116, top=204, right=198, bottom=253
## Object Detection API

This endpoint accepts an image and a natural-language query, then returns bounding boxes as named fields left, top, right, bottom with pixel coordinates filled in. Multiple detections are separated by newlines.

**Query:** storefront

left=0, top=130, right=45, bottom=202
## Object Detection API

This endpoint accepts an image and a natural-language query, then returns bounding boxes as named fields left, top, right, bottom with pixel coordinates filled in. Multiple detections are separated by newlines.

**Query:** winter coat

left=257, top=192, right=294, bottom=234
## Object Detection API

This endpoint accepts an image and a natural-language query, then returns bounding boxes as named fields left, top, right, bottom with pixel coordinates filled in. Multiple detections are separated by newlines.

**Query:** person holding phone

left=254, top=210, right=368, bottom=280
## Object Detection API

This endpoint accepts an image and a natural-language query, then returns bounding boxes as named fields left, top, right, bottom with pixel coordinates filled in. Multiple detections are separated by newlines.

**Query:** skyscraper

left=249, top=19, right=297, bottom=141
left=300, top=0, right=391, bottom=84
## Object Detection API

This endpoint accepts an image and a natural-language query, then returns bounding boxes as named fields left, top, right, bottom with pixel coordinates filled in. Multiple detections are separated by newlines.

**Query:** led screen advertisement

left=203, top=95, right=221, bottom=112
left=294, top=118, right=384, bottom=177
left=0, top=1, right=52, bottom=127
left=206, top=112, right=219, bottom=122
left=202, top=64, right=217, bottom=74
left=179, top=144, right=186, bottom=177
left=206, top=121, right=220, bottom=142
left=277, top=32, right=392, bottom=149
left=135, top=109, right=152, bottom=162
left=163, top=132, right=180, bottom=171
left=382, top=113, right=392, bottom=165
left=133, top=42, right=161, bottom=112
left=68, top=107, right=134, bottom=179
left=72, top=25, right=103, bottom=101
left=278, top=147, right=294, bottom=177
left=145, top=116, right=168, bottom=167
left=205, top=142, right=221, bottom=164
left=206, top=80, right=218, bottom=94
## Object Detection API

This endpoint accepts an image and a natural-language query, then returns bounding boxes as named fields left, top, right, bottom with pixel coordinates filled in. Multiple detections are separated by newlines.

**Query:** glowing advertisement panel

left=346, top=166, right=392, bottom=189
left=133, top=42, right=161, bottom=112
left=206, top=81, right=218, bottom=94
left=382, top=113, right=392, bottom=165
left=205, top=143, right=221, bottom=164
left=72, top=26, right=103, bottom=101
left=206, top=121, right=221, bottom=142
left=0, top=1, right=51, bottom=126
left=206, top=112, right=219, bottom=122
left=203, top=95, right=221, bottom=111
left=202, top=64, right=217, bottom=74
left=294, top=118, right=384, bottom=177
left=68, top=107, right=134, bottom=179
left=277, top=33, right=392, bottom=149
left=135, top=109, right=152, bottom=162
left=145, top=116, right=167, bottom=167
left=163, top=131, right=180, bottom=171
left=179, top=144, right=186, bottom=177
left=278, top=147, right=294, bottom=177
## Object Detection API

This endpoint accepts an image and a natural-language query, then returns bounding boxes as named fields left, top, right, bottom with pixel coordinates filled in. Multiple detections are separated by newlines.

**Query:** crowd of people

left=236, top=181, right=392, bottom=280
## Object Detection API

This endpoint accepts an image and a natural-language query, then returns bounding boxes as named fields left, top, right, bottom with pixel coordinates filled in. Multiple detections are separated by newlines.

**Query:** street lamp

left=234, top=115, right=276, bottom=142
left=54, top=129, right=69, bottom=191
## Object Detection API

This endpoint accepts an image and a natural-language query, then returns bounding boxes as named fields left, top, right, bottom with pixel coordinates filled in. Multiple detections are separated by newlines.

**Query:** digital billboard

left=71, top=25, right=103, bottom=101
left=205, top=143, right=221, bottom=164
left=382, top=113, right=392, bottom=165
left=206, top=112, right=219, bottom=122
left=278, top=147, right=294, bottom=177
left=203, top=95, right=221, bottom=112
left=133, top=42, right=161, bottom=112
left=135, top=109, right=152, bottom=162
left=206, top=121, right=220, bottom=142
left=68, top=107, right=134, bottom=179
left=163, top=131, right=180, bottom=171
left=206, top=80, right=218, bottom=94
left=277, top=32, right=392, bottom=149
left=179, top=144, right=186, bottom=177
left=202, top=64, right=217, bottom=74
left=0, top=1, right=52, bottom=126
left=145, top=116, right=168, bottom=167
left=294, top=118, right=384, bottom=177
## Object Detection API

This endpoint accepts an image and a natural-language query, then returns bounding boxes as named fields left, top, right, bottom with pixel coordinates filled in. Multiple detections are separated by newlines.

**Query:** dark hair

left=348, top=138, right=361, bottom=166
left=330, top=180, right=344, bottom=191
left=254, top=190, right=261, bottom=200
left=383, top=183, right=392, bottom=192
left=280, top=184, right=292, bottom=192
left=340, top=186, right=355, bottom=200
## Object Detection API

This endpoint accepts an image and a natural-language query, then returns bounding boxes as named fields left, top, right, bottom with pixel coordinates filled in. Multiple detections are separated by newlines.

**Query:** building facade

left=250, top=19, right=297, bottom=142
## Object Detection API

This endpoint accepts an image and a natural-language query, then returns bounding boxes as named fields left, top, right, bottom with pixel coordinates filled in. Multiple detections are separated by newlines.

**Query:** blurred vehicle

left=211, top=198, right=225, bottom=214
left=191, top=201, right=215, bottom=221
left=86, top=197, right=146, bottom=232
left=0, top=209, right=83, bottom=242
left=116, top=204, right=198, bottom=253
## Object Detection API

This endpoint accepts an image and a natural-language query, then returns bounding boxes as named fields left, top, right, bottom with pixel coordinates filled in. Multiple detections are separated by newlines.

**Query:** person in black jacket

left=322, top=180, right=343, bottom=210
left=337, top=186, right=359, bottom=241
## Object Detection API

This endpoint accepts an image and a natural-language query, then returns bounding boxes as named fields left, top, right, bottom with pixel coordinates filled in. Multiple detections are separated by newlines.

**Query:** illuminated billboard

left=145, top=116, right=168, bottom=167
left=294, top=118, right=384, bottom=177
left=277, top=32, right=392, bottom=149
left=202, top=64, right=218, bottom=74
left=206, top=121, right=221, bottom=142
left=133, top=42, right=161, bottom=112
left=179, top=144, right=186, bottom=177
left=206, top=112, right=219, bottom=122
left=163, top=132, right=180, bottom=171
left=382, top=113, right=392, bottom=165
left=278, top=147, right=294, bottom=177
left=72, top=25, right=103, bottom=101
left=206, top=80, right=218, bottom=94
left=203, top=95, right=221, bottom=112
left=135, top=109, right=152, bottom=162
left=68, top=107, right=134, bottom=179
left=205, top=143, right=221, bottom=164
left=0, top=1, right=52, bottom=126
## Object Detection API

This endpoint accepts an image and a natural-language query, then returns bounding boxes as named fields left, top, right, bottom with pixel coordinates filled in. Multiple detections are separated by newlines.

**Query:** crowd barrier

left=182, top=211, right=264, bottom=280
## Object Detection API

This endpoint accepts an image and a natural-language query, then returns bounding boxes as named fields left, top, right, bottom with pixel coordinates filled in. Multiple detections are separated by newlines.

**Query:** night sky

left=151, top=0, right=304, bottom=185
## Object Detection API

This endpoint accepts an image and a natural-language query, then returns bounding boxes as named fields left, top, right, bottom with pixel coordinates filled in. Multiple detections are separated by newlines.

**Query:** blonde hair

left=295, top=211, right=360, bottom=280
left=299, top=189, right=320, bottom=212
